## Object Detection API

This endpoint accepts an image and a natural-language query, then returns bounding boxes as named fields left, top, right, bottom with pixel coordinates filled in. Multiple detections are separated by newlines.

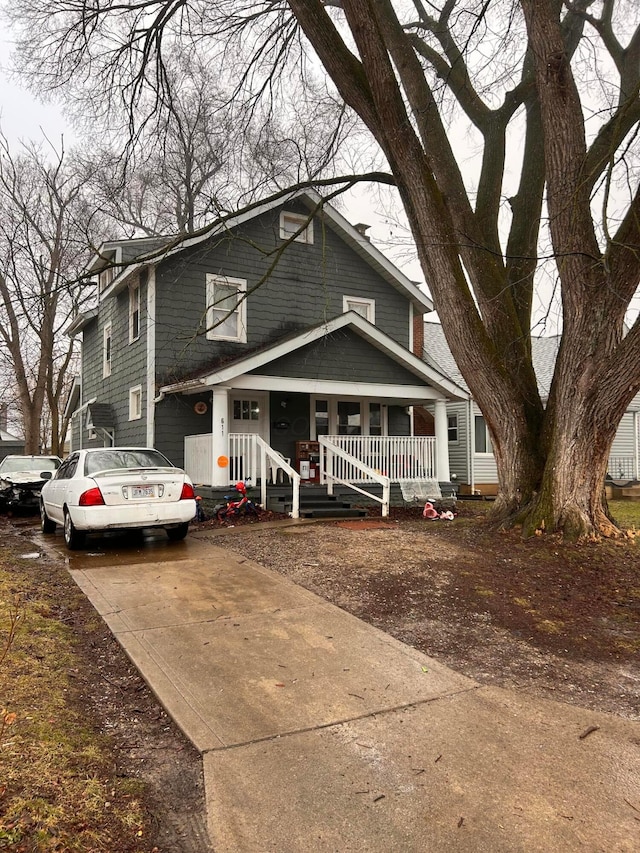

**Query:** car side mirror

left=40, top=471, right=53, bottom=480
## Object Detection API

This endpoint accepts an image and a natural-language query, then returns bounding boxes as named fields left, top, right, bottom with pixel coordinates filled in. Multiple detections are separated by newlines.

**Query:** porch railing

left=320, top=436, right=390, bottom=517
left=184, top=433, right=301, bottom=518
left=322, top=434, right=437, bottom=481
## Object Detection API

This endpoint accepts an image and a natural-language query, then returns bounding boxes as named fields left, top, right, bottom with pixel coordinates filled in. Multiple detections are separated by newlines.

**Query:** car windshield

left=0, top=457, right=60, bottom=474
left=84, top=449, right=174, bottom=476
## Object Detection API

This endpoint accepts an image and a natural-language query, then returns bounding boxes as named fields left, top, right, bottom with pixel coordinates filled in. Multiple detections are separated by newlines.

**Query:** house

left=0, top=404, right=25, bottom=462
left=421, top=322, right=640, bottom=495
left=65, top=192, right=468, bottom=515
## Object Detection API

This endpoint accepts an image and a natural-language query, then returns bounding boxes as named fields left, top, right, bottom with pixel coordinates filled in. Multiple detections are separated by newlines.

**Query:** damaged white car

left=0, top=455, right=62, bottom=512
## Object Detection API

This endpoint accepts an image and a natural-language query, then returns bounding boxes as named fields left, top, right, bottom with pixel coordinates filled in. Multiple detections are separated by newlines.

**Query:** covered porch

left=183, top=415, right=452, bottom=519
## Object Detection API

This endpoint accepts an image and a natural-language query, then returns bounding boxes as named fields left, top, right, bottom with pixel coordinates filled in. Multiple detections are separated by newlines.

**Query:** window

left=343, top=296, right=375, bottom=324
left=448, top=414, right=458, bottom=442
left=233, top=399, right=260, bottom=421
left=103, top=323, right=112, bottom=378
left=279, top=211, right=313, bottom=244
left=129, top=282, right=141, bottom=342
left=474, top=415, right=493, bottom=454
left=311, top=398, right=387, bottom=438
left=369, top=403, right=382, bottom=436
left=338, top=401, right=361, bottom=435
left=129, top=385, right=142, bottom=421
left=315, top=399, right=329, bottom=437
left=98, top=251, right=118, bottom=295
left=206, top=274, right=247, bottom=342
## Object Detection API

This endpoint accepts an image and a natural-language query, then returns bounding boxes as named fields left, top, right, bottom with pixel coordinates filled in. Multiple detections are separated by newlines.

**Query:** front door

left=230, top=393, right=269, bottom=441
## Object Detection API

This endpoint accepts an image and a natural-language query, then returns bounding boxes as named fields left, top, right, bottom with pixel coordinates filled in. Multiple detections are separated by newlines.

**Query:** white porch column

left=211, top=386, right=230, bottom=487
left=434, top=398, right=451, bottom=482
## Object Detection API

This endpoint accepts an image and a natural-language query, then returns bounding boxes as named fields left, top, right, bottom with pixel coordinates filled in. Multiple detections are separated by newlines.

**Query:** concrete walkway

left=70, top=533, right=640, bottom=852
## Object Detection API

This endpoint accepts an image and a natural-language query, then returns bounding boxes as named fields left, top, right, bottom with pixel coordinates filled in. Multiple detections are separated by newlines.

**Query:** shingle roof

left=423, top=322, right=561, bottom=400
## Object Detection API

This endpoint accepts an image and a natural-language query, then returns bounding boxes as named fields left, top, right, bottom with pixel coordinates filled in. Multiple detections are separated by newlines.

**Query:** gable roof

left=160, top=311, right=468, bottom=401
left=92, top=190, right=433, bottom=314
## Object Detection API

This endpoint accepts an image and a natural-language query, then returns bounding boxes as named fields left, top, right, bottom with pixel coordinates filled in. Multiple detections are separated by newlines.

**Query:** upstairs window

left=129, top=281, right=141, bottom=342
left=343, top=295, right=375, bottom=324
left=103, top=323, right=112, bottom=378
left=279, top=211, right=314, bottom=244
left=206, top=274, right=247, bottom=343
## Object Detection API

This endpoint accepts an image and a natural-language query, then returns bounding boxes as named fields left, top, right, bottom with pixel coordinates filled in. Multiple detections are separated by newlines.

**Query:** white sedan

left=40, top=447, right=197, bottom=549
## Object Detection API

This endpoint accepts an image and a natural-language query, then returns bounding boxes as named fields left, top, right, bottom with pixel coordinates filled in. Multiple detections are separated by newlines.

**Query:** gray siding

left=446, top=401, right=470, bottom=484
left=154, top=204, right=412, bottom=387
left=80, top=273, right=149, bottom=447
left=254, top=329, right=426, bottom=386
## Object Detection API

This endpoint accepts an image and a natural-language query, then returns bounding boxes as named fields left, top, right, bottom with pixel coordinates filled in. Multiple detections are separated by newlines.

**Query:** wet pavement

left=22, top=519, right=640, bottom=852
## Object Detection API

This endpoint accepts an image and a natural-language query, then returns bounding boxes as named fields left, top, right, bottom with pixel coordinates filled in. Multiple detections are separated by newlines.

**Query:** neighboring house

left=422, top=322, right=640, bottom=495
left=65, top=192, right=468, bottom=507
left=0, top=404, right=25, bottom=462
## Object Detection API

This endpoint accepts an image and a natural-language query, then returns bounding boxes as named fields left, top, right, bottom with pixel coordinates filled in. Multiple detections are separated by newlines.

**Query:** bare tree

left=0, top=135, right=93, bottom=454
left=7, top=0, right=640, bottom=536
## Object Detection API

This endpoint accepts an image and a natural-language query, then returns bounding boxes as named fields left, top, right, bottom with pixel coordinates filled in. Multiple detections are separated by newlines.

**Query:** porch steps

left=267, top=488, right=367, bottom=519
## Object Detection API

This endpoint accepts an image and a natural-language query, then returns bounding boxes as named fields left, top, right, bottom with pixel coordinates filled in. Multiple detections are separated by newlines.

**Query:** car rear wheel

left=40, top=501, right=56, bottom=534
left=64, top=508, right=86, bottom=550
left=166, top=522, right=189, bottom=541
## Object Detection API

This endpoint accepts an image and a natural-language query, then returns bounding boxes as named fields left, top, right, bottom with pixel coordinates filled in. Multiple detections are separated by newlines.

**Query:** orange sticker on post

left=217, top=455, right=229, bottom=467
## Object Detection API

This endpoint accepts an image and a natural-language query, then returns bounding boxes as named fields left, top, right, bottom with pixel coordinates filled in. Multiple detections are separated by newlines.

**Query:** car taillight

left=79, top=487, right=105, bottom=506
left=180, top=482, right=195, bottom=500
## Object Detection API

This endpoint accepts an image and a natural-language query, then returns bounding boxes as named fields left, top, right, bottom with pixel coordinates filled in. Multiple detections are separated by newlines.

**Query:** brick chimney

left=413, top=311, right=424, bottom=357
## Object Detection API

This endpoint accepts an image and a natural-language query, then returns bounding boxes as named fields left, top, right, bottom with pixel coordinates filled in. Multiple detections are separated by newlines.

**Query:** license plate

left=132, top=485, right=155, bottom=499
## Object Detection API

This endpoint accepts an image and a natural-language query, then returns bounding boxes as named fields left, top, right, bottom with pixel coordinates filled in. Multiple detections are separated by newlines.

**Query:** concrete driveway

left=60, top=527, right=640, bottom=852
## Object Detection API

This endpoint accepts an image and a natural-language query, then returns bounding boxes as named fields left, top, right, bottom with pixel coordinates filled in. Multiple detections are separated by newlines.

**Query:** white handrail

left=319, top=436, right=390, bottom=517
left=255, top=435, right=301, bottom=518
left=185, top=433, right=301, bottom=518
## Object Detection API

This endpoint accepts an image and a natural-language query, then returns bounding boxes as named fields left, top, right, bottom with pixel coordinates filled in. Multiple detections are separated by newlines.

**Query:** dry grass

left=0, top=539, right=150, bottom=852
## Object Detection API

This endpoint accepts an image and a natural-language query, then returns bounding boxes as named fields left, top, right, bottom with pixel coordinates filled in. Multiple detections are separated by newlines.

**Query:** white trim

left=206, top=274, right=247, bottom=343
left=159, top=312, right=468, bottom=400
left=146, top=267, right=156, bottom=447
left=232, top=374, right=446, bottom=401
left=66, top=309, right=98, bottom=337
left=279, top=210, right=314, bottom=244
left=474, top=414, right=493, bottom=455
left=129, top=385, right=143, bottom=421
left=343, top=295, right=375, bottom=323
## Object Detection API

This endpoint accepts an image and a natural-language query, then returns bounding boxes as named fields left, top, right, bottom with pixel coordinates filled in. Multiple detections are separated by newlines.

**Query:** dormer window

left=279, top=211, right=314, bottom=244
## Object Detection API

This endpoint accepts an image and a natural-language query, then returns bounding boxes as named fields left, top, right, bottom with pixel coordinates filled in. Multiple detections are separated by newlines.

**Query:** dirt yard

left=199, top=503, right=640, bottom=721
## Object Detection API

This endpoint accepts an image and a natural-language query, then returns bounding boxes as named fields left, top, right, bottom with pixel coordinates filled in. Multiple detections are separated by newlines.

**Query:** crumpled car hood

left=0, top=472, right=48, bottom=488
